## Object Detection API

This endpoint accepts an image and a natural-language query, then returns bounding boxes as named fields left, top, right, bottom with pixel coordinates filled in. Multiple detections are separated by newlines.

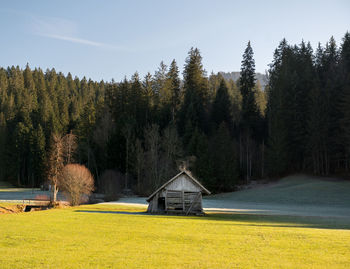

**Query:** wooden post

left=182, top=191, right=185, bottom=212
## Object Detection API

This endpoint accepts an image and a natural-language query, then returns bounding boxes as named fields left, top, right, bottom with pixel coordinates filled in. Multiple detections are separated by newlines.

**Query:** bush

left=60, top=164, right=94, bottom=206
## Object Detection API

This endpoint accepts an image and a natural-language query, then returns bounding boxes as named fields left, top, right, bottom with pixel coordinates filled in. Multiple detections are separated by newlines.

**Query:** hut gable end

left=165, top=174, right=202, bottom=192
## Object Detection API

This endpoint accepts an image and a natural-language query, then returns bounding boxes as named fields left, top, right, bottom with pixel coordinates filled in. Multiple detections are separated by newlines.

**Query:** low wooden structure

left=22, top=199, right=50, bottom=212
left=146, top=170, right=210, bottom=215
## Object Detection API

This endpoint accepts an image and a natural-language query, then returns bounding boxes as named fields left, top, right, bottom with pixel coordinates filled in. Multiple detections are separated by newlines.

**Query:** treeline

left=0, top=32, right=349, bottom=194
left=266, top=34, right=350, bottom=176
left=0, top=67, right=104, bottom=188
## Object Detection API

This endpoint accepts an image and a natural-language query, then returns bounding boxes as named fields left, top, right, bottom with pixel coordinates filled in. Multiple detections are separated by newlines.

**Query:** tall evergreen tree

left=211, top=79, right=232, bottom=130
left=239, top=41, right=260, bottom=181
left=178, top=47, right=209, bottom=146
left=339, top=32, right=350, bottom=170
left=266, top=39, right=289, bottom=176
left=167, top=59, right=181, bottom=123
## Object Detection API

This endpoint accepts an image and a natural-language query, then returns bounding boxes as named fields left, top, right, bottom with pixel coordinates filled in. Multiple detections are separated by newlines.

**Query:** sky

left=0, top=0, right=349, bottom=82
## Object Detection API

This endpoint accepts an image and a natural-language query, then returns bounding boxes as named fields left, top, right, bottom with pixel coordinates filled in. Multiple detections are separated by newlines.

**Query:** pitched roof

left=146, top=170, right=211, bottom=202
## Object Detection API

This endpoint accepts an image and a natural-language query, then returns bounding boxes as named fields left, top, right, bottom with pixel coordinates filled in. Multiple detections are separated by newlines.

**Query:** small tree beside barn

left=146, top=170, right=210, bottom=215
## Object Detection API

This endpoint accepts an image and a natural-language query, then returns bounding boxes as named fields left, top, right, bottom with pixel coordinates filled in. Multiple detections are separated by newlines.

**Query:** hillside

left=218, top=71, right=268, bottom=88
left=204, top=175, right=350, bottom=217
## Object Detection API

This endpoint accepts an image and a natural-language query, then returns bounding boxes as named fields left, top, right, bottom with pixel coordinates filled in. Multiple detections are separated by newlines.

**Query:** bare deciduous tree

left=60, top=164, right=94, bottom=206
left=48, top=134, right=64, bottom=203
left=63, top=131, right=77, bottom=164
left=48, top=132, right=78, bottom=203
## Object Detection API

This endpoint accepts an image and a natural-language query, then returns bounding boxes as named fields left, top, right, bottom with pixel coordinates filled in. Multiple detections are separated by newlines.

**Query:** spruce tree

left=339, top=32, right=350, bottom=170
left=167, top=59, right=181, bottom=122
left=209, top=123, right=239, bottom=191
left=240, top=42, right=259, bottom=127
left=266, top=39, right=289, bottom=176
left=29, top=124, right=46, bottom=187
left=178, top=47, right=209, bottom=140
left=211, top=79, right=232, bottom=129
left=239, top=41, right=260, bottom=181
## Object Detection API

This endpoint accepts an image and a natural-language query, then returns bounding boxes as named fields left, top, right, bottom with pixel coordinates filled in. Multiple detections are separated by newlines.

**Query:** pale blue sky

left=0, top=1, right=349, bottom=81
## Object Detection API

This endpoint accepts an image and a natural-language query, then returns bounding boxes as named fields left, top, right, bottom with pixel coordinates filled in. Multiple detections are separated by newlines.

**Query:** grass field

left=1, top=175, right=350, bottom=268
left=0, top=203, right=350, bottom=269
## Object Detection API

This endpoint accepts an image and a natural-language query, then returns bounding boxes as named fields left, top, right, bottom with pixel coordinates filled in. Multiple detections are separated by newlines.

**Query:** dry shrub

left=34, top=194, right=50, bottom=201
left=99, top=170, right=123, bottom=201
left=53, top=201, right=70, bottom=208
left=0, top=204, right=24, bottom=214
left=60, top=164, right=94, bottom=206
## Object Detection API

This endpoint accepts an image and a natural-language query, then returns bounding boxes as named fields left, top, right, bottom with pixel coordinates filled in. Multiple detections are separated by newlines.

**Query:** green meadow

left=1, top=203, right=349, bottom=269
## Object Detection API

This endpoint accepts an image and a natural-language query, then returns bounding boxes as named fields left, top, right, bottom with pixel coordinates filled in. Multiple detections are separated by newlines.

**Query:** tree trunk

left=125, top=137, right=129, bottom=190
left=52, top=183, right=58, bottom=202
left=246, top=136, right=249, bottom=183
left=261, top=139, right=265, bottom=178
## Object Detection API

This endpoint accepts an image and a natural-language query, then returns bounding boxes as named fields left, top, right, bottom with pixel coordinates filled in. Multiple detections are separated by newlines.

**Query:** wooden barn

left=146, top=170, right=210, bottom=215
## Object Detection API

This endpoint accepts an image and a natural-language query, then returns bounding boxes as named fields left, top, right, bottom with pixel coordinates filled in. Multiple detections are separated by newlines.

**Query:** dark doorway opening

left=158, top=197, right=165, bottom=211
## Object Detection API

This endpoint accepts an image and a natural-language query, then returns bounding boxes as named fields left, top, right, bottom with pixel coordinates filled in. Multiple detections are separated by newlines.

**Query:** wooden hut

left=146, top=170, right=210, bottom=215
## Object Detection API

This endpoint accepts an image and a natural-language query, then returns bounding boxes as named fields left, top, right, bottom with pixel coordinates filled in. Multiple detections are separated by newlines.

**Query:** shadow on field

left=75, top=210, right=147, bottom=215
left=74, top=209, right=350, bottom=230
left=203, top=213, right=350, bottom=230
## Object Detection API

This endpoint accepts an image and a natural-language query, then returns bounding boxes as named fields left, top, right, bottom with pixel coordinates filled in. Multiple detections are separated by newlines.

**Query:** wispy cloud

left=31, top=16, right=127, bottom=51
left=44, top=34, right=104, bottom=47
left=42, top=33, right=127, bottom=50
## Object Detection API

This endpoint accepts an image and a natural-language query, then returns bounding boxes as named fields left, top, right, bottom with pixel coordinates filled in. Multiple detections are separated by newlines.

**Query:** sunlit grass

left=0, top=203, right=349, bottom=268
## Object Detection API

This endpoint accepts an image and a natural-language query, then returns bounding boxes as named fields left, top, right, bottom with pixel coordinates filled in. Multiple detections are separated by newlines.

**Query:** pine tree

left=167, top=59, right=181, bottom=122
left=77, top=101, right=96, bottom=170
left=254, top=81, right=267, bottom=116
left=239, top=41, right=260, bottom=181
left=178, top=48, right=209, bottom=140
left=210, top=123, right=239, bottom=191
left=0, top=112, right=6, bottom=181
left=211, top=79, right=232, bottom=130
left=227, top=78, right=242, bottom=124
left=339, top=32, right=350, bottom=170
left=29, top=124, right=46, bottom=187
left=142, top=72, right=154, bottom=123
left=153, top=61, right=167, bottom=111
left=23, top=64, right=38, bottom=112
left=315, top=37, right=339, bottom=174
left=193, top=131, right=213, bottom=188
left=266, top=39, right=290, bottom=176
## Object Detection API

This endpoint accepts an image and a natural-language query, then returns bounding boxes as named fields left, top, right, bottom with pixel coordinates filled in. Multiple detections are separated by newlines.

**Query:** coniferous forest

left=0, top=33, right=349, bottom=195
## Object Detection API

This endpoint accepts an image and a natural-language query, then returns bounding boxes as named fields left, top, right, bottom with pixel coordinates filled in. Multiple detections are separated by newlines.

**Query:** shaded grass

left=0, top=204, right=350, bottom=268
left=209, top=175, right=350, bottom=207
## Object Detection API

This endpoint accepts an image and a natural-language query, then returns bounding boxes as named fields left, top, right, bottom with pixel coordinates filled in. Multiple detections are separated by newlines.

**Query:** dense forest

left=0, top=32, right=349, bottom=195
